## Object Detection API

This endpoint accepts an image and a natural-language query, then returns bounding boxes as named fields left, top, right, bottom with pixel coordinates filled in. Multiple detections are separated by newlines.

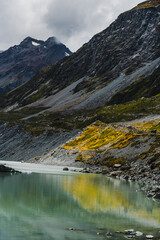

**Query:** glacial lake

left=0, top=168, right=160, bottom=240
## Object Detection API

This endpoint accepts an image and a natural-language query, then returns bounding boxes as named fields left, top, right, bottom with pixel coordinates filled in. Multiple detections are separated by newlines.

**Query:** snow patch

left=65, top=52, right=70, bottom=56
left=32, top=41, right=40, bottom=46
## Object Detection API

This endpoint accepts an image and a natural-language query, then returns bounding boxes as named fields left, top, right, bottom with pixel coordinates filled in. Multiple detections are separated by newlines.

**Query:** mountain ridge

left=0, top=36, right=72, bottom=95
left=0, top=0, right=160, bottom=111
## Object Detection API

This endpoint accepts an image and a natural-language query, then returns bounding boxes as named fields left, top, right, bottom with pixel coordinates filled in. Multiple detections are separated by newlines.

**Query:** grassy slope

left=0, top=92, right=160, bottom=134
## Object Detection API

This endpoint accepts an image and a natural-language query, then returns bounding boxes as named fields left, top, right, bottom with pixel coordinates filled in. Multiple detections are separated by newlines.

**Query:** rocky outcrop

left=0, top=164, right=20, bottom=173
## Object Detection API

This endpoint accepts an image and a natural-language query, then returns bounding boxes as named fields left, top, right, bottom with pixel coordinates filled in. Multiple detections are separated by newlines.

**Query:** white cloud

left=0, top=0, right=141, bottom=52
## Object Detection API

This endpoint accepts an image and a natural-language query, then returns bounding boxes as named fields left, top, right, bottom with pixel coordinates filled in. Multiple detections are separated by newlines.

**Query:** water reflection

left=63, top=175, right=160, bottom=229
left=0, top=172, right=160, bottom=240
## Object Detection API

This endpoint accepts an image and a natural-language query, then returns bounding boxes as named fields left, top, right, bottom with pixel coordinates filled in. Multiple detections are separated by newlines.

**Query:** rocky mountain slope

left=0, top=37, right=72, bottom=95
left=0, top=0, right=160, bottom=188
left=0, top=0, right=160, bottom=111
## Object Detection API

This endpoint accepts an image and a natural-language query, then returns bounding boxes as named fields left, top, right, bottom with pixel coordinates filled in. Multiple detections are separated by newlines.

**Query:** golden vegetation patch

left=63, top=121, right=128, bottom=151
left=109, top=132, right=139, bottom=149
left=129, top=120, right=160, bottom=133
left=63, top=119, right=160, bottom=167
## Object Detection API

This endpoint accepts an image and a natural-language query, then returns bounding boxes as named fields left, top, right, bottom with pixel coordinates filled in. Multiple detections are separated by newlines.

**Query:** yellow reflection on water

left=64, top=175, right=127, bottom=211
left=63, top=175, right=160, bottom=226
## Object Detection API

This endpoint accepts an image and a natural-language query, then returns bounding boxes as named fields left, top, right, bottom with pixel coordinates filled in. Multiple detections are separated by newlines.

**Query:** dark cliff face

left=0, top=36, right=72, bottom=95
left=1, top=1, right=160, bottom=109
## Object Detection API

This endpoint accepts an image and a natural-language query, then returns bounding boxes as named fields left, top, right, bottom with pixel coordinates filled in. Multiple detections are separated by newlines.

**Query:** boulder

left=109, top=171, right=122, bottom=177
left=124, top=229, right=135, bottom=235
left=153, top=193, right=160, bottom=199
left=113, top=164, right=121, bottom=168
left=146, top=235, right=154, bottom=239
left=63, top=167, right=69, bottom=171
left=101, top=166, right=110, bottom=174
left=0, top=164, right=20, bottom=173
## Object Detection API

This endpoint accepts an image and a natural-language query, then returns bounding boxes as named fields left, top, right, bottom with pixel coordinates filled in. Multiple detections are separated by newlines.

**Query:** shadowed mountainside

left=0, top=36, right=72, bottom=95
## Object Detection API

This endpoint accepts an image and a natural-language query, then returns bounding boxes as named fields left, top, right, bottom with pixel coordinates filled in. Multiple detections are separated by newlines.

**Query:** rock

left=124, top=175, right=129, bottom=180
left=147, top=193, right=154, bottom=198
left=153, top=186, right=160, bottom=192
left=136, top=231, right=143, bottom=236
left=63, top=167, right=69, bottom=171
left=146, top=235, right=154, bottom=239
left=153, top=193, right=160, bottom=199
left=82, top=169, right=90, bottom=173
left=101, top=166, right=110, bottom=174
left=82, top=167, right=91, bottom=173
left=106, top=232, right=112, bottom=236
left=124, top=229, right=135, bottom=235
left=113, top=164, right=121, bottom=168
left=0, top=164, right=20, bottom=173
left=150, top=130, right=157, bottom=134
left=109, top=171, right=122, bottom=177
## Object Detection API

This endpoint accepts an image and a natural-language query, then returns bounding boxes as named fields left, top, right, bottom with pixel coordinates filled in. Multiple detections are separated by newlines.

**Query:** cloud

left=0, top=0, right=141, bottom=52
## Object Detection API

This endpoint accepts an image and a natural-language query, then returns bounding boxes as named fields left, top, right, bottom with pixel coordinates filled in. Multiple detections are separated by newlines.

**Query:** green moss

left=23, top=125, right=46, bottom=136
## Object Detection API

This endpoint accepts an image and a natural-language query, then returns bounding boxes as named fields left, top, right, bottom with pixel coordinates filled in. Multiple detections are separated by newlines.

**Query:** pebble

left=146, top=235, right=154, bottom=239
left=125, top=229, right=135, bottom=235
left=147, top=193, right=154, bottom=198
left=106, top=232, right=112, bottom=236
left=114, top=164, right=121, bottom=168
left=68, top=228, right=74, bottom=231
left=136, top=231, right=143, bottom=236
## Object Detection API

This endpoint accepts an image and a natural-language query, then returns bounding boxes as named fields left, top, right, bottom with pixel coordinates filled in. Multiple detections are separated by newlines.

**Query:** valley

left=0, top=0, right=160, bottom=211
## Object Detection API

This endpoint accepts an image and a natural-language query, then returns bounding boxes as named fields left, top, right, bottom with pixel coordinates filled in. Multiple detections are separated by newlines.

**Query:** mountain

left=1, top=0, right=159, bottom=111
left=0, top=0, right=160, bottom=189
left=0, top=36, right=72, bottom=95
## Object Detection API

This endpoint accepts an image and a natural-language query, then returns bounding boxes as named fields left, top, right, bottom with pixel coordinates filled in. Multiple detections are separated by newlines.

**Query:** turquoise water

left=0, top=172, right=160, bottom=240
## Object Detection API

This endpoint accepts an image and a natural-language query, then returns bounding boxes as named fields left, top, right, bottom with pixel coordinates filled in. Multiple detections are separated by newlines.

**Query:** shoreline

left=83, top=164, right=160, bottom=200
left=0, top=160, right=83, bottom=175
left=1, top=160, right=160, bottom=200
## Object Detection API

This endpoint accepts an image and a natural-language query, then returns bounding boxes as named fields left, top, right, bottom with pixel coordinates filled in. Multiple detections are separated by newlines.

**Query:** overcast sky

left=0, top=0, right=141, bottom=52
